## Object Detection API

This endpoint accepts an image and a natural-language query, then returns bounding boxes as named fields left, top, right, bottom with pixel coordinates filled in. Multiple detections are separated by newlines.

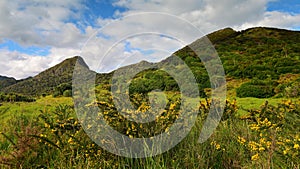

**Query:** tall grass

left=0, top=98, right=299, bottom=168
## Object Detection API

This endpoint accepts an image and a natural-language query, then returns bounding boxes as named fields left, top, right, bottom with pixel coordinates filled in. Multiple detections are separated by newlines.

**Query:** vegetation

left=52, top=83, right=72, bottom=98
left=0, top=27, right=300, bottom=168
left=0, top=76, right=17, bottom=90
left=236, top=78, right=277, bottom=98
left=0, top=96, right=299, bottom=168
left=0, top=56, right=88, bottom=96
left=1, top=27, right=300, bottom=99
left=0, top=93, right=35, bottom=102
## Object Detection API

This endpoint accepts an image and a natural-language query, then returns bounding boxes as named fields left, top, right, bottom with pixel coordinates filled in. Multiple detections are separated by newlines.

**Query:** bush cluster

left=236, top=79, right=277, bottom=98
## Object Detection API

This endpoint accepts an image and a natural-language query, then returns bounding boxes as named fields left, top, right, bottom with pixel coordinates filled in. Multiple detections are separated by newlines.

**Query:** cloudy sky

left=0, top=0, right=299, bottom=79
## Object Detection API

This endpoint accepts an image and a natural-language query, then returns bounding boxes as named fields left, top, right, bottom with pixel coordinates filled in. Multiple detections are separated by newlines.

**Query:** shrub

left=52, top=91, right=61, bottom=98
left=63, top=90, right=72, bottom=97
left=236, top=79, right=277, bottom=98
left=236, top=84, right=275, bottom=98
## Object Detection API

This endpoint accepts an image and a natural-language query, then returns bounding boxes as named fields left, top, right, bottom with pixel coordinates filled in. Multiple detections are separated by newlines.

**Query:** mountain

left=1, top=56, right=89, bottom=95
left=0, top=76, right=17, bottom=90
left=111, top=27, right=300, bottom=97
left=1, top=27, right=300, bottom=97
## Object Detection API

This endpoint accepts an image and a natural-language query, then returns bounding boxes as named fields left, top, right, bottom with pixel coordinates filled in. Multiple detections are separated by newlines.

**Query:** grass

left=0, top=95, right=299, bottom=168
left=235, top=97, right=300, bottom=115
left=0, top=96, right=72, bottom=131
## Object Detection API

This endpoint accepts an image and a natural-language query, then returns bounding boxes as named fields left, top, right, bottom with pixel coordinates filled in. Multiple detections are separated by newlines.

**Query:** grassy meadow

left=0, top=93, right=299, bottom=168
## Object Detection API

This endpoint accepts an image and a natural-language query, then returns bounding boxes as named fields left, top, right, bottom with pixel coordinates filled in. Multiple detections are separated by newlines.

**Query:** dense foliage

left=52, top=83, right=72, bottom=97
left=1, top=27, right=299, bottom=99
left=236, top=79, right=278, bottom=98
left=0, top=97, right=299, bottom=168
left=0, top=93, right=35, bottom=102
left=0, top=76, right=17, bottom=90
left=1, top=56, right=87, bottom=96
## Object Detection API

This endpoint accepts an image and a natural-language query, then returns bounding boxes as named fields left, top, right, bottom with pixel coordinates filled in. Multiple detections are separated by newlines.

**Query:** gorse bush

left=238, top=100, right=300, bottom=168
left=236, top=79, right=277, bottom=98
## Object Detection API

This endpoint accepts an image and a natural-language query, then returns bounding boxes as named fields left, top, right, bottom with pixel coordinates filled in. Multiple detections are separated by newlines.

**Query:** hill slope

left=0, top=76, right=17, bottom=90
left=1, top=27, right=300, bottom=97
left=1, top=56, right=89, bottom=95
left=114, top=27, right=300, bottom=97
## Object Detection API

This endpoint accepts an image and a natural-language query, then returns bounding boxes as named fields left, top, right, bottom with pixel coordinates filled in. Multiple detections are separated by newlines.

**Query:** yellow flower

left=39, top=134, right=46, bottom=137
left=215, top=144, right=221, bottom=150
left=285, top=139, right=291, bottom=143
left=131, top=124, right=136, bottom=130
left=259, top=147, right=265, bottom=151
left=266, top=141, right=272, bottom=148
left=284, top=100, right=292, bottom=106
left=250, top=125, right=260, bottom=131
left=44, top=123, right=50, bottom=128
left=248, top=141, right=258, bottom=151
left=259, top=138, right=266, bottom=144
left=237, top=136, right=246, bottom=144
left=251, top=153, right=259, bottom=161
left=294, top=144, right=299, bottom=149
left=275, top=127, right=281, bottom=132
left=68, top=138, right=73, bottom=144
left=169, top=103, right=176, bottom=110
left=276, top=141, right=283, bottom=145
left=283, top=149, right=288, bottom=155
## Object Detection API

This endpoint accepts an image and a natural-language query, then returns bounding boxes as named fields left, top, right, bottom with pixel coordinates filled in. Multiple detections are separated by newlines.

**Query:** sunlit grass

left=0, top=96, right=72, bottom=131
left=0, top=94, right=299, bottom=168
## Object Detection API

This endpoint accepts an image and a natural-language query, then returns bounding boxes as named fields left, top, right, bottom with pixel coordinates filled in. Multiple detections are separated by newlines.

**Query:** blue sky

left=0, top=0, right=300, bottom=79
left=267, top=0, right=300, bottom=13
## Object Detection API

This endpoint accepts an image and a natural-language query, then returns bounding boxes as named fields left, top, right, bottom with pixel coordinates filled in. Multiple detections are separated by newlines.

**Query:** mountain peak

left=206, top=27, right=238, bottom=44
left=1, top=56, right=90, bottom=95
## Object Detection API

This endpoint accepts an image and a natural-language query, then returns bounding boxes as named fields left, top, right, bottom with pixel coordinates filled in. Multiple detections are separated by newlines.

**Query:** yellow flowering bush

left=37, top=105, right=102, bottom=160
left=199, top=98, right=238, bottom=121
left=238, top=100, right=300, bottom=165
left=87, top=93, right=184, bottom=138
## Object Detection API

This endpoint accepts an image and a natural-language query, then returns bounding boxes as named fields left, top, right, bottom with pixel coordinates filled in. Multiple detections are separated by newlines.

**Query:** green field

left=0, top=96, right=72, bottom=131
left=0, top=95, right=299, bottom=168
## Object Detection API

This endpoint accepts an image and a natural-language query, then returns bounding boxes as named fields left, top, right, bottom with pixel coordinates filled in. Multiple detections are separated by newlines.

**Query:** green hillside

left=0, top=76, right=17, bottom=90
left=1, top=56, right=89, bottom=96
left=123, top=27, right=300, bottom=98
left=1, top=27, right=299, bottom=98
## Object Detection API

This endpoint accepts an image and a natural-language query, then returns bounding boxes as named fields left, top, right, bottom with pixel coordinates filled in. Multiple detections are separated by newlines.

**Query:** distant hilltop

left=0, top=27, right=299, bottom=97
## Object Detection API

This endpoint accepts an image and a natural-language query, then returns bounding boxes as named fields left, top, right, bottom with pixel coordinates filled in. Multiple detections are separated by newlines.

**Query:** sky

left=0, top=0, right=300, bottom=79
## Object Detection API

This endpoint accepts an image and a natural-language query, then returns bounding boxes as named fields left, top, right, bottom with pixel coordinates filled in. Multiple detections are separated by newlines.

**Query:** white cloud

left=235, top=11, right=300, bottom=30
left=112, top=0, right=299, bottom=33
left=0, top=0, right=85, bottom=47
left=1, top=0, right=300, bottom=79
left=0, top=47, right=80, bottom=79
left=81, top=13, right=205, bottom=73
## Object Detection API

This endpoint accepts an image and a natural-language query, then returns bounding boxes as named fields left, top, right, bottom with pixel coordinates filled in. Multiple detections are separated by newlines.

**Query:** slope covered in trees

left=1, top=56, right=89, bottom=96
left=0, top=27, right=299, bottom=98
left=0, top=76, right=17, bottom=90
